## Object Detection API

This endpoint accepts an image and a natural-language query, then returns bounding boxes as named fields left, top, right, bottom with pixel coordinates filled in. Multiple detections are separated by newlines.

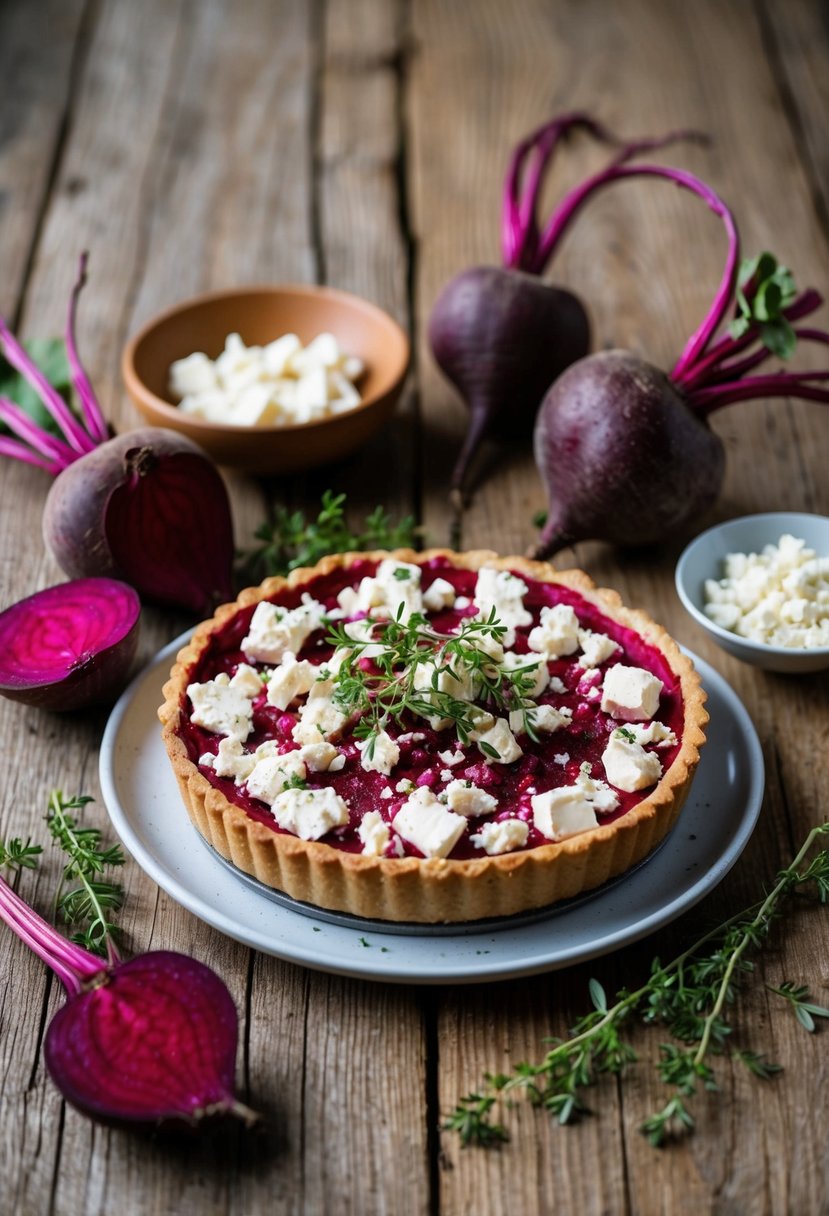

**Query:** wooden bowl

left=121, top=284, right=409, bottom=474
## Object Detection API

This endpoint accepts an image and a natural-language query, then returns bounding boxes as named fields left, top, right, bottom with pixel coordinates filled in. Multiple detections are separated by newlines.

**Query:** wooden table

left=1, top=2, right=828, bottom=1212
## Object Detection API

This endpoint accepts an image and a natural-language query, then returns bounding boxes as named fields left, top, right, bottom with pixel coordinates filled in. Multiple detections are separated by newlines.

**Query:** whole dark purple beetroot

left=533, top=350, right=725, bottom=555
left=429, top=266, right=589, bottom=493
left=528, top=164, right=829, bottom=557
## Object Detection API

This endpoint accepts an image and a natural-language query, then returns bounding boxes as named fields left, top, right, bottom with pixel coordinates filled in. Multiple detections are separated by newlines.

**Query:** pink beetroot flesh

left=0, top=578, right=140, bottom=710
left=44, top=951, right=243, bottom=1126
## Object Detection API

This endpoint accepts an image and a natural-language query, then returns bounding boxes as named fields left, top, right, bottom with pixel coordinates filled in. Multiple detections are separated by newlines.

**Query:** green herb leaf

left=728, top=252, right=798, bottom=359
left=443, top=823, right=829, bottom=1151
left=240, top=491, right=420, bottom=583
left=0, top=836, right=43, bottom=871
left=46, top=790, right=125, bottom=957
left=326, top=607, right=531, bottom=755
left=767, top=980, right=829, bottom=1032
left=0, top=337, right=74, bottom=438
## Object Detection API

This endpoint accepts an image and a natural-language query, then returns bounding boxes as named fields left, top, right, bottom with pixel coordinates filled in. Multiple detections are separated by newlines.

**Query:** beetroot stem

left=0, top=875, right=105, bottom=995
left=532, top=162, right=739, bottom=374
left=692, top=327, right=829, bottom=389
left=0, top=435, right=61, bottom=474
left=0, top=318, right=96, bottom=456
left=502, top=112, right=613, bottom=271
left=677, top=289, right=824, bottom=391
left=66, top=253, right=110, bottom=445
left=503, top=117, right=706, bottom=274
left=0, top=396, right=78, bottom=466
left=689, top=373, right=829, bottom=415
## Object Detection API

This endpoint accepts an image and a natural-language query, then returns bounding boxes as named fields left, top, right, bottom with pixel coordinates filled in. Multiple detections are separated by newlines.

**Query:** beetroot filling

left=176, top=559, right=685, bottom=859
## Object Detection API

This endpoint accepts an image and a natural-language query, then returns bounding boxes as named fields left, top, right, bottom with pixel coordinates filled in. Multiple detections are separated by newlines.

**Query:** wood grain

left=409, top=2, right=829, bottom=1213
left=0, top=0, right=827, bottom=1212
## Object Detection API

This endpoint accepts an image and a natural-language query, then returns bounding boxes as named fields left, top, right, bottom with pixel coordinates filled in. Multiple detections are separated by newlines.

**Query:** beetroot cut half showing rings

left=0, top=577, right=141, bottom=711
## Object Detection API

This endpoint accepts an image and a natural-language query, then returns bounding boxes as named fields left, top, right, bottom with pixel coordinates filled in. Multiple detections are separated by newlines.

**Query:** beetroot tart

left=159, top=550, right=708, bottom=923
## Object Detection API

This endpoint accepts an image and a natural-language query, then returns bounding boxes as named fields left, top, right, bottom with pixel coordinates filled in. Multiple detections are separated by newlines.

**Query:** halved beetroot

left=0, top=578, right=140, bottom=711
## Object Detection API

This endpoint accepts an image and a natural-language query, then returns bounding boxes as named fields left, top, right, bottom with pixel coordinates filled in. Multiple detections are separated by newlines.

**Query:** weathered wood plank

left=294, top=0, right=417, bottom=545
left=0, top=0, right=88, bottom=319
left=0, top=0, right=314, bottom=1212
left=1, top=0, right=828, bottom=1212
left=410, top=0, right=829, bottom=1212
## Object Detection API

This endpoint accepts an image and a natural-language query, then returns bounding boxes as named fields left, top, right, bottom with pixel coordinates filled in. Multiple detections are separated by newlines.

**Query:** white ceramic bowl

left=675, top=512, right=829, bottom=674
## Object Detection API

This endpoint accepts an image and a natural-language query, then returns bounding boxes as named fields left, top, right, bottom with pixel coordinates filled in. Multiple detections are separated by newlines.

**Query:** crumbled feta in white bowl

left=675, top=512, right=829, bottom=673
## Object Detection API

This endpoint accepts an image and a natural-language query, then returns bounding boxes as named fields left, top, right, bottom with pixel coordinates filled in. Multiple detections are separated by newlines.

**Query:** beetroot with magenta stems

left=0, top=577, right=140, bottom=711
left=531, top=161, right=829, bottom=557
left=428, top=113, right=703, bottom=501
left=0, top=871, right=256, bottom=1130
left=0, top=256, right=234, bottom=614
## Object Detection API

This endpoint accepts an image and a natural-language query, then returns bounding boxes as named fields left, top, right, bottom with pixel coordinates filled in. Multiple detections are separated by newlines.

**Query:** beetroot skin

left=429, top=266, right=589, bottom=469
left=534, top=351, right=725, bottom=554
left=42, top=427, right=235, bottom=615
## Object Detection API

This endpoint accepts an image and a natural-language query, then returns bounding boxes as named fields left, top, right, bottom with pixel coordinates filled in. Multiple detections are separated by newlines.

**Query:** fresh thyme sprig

left=46, top=790, right=125, bottom=958
left=446, top=822, right=829, bottom=1151
left=766, top=981, right=829, bottom=1033
left=326, top=607, right=539, bottom=758
left=240, top=490, right=420, bottom=583
left=0, top=836, right=43, bottom=871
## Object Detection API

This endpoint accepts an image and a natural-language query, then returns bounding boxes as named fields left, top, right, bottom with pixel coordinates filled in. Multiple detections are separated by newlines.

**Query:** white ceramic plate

left=99, top=636, right=764, bottom=985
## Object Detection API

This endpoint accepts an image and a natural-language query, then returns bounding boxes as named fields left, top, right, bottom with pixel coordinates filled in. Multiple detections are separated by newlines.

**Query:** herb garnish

left=1, top=792, right=125, bottom=959
left=241, top=490, right=419, bottom=582
left=0, top=837, right=43, bottom=870
left=445, top=823, right=829, bottom=1150
left=327, top=607, right=538, bottom=756
left=46, top=791, right=125, bottom=956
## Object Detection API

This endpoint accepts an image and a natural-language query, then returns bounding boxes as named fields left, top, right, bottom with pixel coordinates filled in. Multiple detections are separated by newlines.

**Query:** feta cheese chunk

left=271, top=785, right=350, bottom=840
left=357, top=810, right=391, bottom=857
left=360, top=729, right=401, bottom=776
left=169, top=351, right=218, bottom=396
left=337, top=559, right=423, bottom=622
left=602, top=730, right=663, bottom=792
left=169, top=331, right=364, bottom=426
left=574, top=768, right=620, bottom=815
left=509, top=702, right=572, bottom=737
left=528, top=603, right=580, bottom=659
left=423, top=577, right=457, bottom=612
left=242, top=596, right=325, bottom=664
left=703, top=533, right=829, bottom=648
left=200, top=736, right=258, bottom=782
left=246, top=750, right=308, bottom=805
left=392, top=787, right=467, bottom=859
left=470, top=818, right=530, bottom=855
left=297, top=741, right=343, bottom=772
left=601, top=664, right=663, bottom=721
left=291, top=678, right=348, bottom=745
left=475, top=718, right=523, bottom=765
left=623, top=721, right=677, bottom=749
left=186, top=666, right=260, bottom=741
left=577, top=628, right=620, bottom=669
left=438, top=748, right=465, bottom=767
left=266, top=653, right=319, bottom=710
left=444, top=779, right=498, bottom=818
left=531, top=788, right=599, bottom=841
left=473, top=567, right=532, bottom=646
left=413, top=654, right=479, bottom=709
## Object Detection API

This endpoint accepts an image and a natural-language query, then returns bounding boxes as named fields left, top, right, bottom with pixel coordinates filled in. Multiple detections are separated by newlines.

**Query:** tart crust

left=159, top=550, right=708, bottom=923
